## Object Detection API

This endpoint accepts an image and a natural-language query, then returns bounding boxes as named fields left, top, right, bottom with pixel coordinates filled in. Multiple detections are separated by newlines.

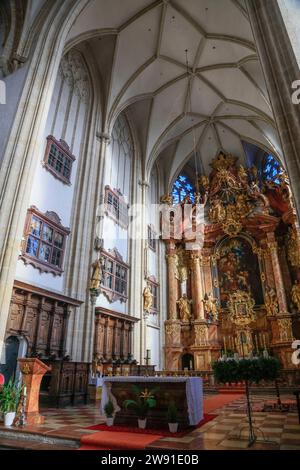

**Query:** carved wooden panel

left=94, top=309, right=138, bottom=361
left=5, top=283, right=78, bottom=361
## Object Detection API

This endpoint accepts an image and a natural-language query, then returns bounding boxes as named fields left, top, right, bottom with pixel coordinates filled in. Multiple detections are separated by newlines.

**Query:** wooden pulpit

left=18, top=358, right=51, bottom=425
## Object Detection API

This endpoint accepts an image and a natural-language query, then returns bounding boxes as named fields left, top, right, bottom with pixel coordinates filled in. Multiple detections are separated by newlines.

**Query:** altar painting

left=217, top=238, right=263, bottom=308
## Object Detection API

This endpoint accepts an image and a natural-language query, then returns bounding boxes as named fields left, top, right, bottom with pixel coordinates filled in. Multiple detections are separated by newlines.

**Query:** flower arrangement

left=123, top=384, right=158, bottom=420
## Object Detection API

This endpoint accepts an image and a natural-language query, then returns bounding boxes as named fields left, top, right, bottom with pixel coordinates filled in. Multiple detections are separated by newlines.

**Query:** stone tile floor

left=0, top=393, right=299, bottom=450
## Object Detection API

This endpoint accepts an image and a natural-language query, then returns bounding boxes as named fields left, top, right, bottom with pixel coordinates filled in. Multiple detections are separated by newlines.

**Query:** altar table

left=101, top=376, right=203, bottom=428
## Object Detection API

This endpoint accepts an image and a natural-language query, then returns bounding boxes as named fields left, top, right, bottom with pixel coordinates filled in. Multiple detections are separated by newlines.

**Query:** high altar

left=163, top=152, right=300, bottom=371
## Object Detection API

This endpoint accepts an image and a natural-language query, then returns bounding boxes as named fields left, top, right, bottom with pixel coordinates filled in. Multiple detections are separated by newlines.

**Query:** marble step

left=0, top=426, right=80, bottom=449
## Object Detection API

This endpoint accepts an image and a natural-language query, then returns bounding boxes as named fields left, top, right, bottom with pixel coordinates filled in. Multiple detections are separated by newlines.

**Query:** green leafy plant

left=123, top=384, right=158, bottom=419
left=167, top=401, right=178, bottom=423
left=0, top=380, right=23, bottom=414
left=212, top=357, right=281, bottom=384
left=104, top=400, right=114, bottom=418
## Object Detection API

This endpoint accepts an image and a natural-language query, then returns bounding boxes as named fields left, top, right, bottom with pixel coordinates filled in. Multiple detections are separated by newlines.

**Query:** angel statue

left=143, top=285, right=153, bottom=313
left=90, top=256, right=104, bottom=290
left=177, top=294, right=192, bottom=322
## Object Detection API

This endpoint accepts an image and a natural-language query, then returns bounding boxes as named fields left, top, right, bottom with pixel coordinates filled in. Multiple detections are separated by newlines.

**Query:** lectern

left=18, top=358, right=51, bottom=424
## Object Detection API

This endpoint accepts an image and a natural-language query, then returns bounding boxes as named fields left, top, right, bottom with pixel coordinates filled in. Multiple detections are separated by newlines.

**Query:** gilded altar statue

left=198, top=175, right=210, bottom=191
left=235, top=194, right=250, bottom=218
left=174, top=248, right=189, bottom=282
left=264, top=287, right=279, bottom=316
left=90, top=256, right=104, bottom=290
left=209, top=198, right=226, bottom=223
left=291, top=280, right=300, bottom=312
left=238, top=165, right=248, bottom=187
left=177, top=294, right=192, bottom=322
left=203, top=292, right=219, bottom=321
left=143, top=285, right=153, bottom=313
left=160, top=193, right=173, bottom=205
left=287, top=227, right=300, bottom=268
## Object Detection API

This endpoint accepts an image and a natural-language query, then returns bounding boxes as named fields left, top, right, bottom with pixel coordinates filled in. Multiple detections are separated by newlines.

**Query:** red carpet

left=203, top=393, right=243, bottom=413
left=85, top=414, right=216, bottom=437
left=80, top=431, right=162, bottom=450
left=80, top=414, right=216, bottom=450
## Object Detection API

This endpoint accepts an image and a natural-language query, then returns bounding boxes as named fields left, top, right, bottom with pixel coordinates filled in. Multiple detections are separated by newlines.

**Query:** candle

left=146, top=349, right=151, bottom=359
left=23, top=386, right=27, bottom=397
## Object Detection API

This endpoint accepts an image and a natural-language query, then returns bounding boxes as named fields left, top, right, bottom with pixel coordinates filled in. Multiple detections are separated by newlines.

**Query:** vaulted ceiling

left=66, top=0, right=283, bottom=185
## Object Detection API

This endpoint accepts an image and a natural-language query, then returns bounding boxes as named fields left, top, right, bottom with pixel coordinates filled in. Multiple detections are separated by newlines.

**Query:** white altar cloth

left=101, top=376, right=203, bottom=426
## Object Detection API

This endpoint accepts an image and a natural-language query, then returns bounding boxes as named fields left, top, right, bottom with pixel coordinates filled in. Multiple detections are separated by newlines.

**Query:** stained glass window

left=172, top=174, right=195, bottom=204
left=262, top=154, right=283, bottom=184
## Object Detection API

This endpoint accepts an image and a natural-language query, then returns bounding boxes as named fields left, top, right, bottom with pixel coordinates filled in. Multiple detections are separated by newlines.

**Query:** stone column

left=190, top=253, right=205, bottom=319
left=267, top=235, right=289, bottom=313
left=246, top=0, right=300, bottom=219
left=166, top=250, right=178, bottom=320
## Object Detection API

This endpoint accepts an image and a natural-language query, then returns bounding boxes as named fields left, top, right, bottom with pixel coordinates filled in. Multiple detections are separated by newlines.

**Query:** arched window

left=262, top=154, right=283, bottom=184
left=172, top=174, right=195, bottom=204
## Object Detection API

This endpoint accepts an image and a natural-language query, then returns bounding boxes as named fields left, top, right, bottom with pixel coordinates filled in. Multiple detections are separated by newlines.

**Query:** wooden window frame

left=20, top=206, right=70, bottom=276
left=147, top=275, right=159, bottom=313
left=104, top=186, right=129, bottom=229
left=148, top=224, right=157, bottom=252
left=42, top=135, right=76, bottom=185
left=100, top=248, right=129, bottom=303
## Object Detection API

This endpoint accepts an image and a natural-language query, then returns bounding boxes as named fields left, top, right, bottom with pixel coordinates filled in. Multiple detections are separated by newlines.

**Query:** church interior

left=0, top=0, right=300, bottom=452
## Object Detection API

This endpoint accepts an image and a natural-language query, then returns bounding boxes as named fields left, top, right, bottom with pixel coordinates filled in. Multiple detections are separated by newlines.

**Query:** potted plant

left=104, top=400, right=114, bottom=426
left=0, top=380, right=23, bottom=427
left=123, top=384, right=158, bottom=429
left=167, top=401, right=178, bottom=433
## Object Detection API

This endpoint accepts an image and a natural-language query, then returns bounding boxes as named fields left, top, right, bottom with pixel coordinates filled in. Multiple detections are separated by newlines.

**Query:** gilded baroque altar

left=162, top=152, right=300, bottom=371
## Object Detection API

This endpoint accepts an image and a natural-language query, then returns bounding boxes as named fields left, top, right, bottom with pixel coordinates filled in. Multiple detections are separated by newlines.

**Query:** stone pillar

left=166, top=250, right=178, bottom=320
left=246, top=0, right=300, bottom=219
left=190, top=253, right=205, bottom=319
left=267, top=235, right=289, bottom=313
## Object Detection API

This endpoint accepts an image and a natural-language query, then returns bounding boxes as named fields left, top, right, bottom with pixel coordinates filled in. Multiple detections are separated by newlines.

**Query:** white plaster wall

left=146, top=325, right=160, bottom=370
left=278, top=0, right=300, bottom=65
left=15, top=54, right=90, bottom=292
left=97, top=113, right=133, bottom=314
left=0, top=65, right=28, bottom=164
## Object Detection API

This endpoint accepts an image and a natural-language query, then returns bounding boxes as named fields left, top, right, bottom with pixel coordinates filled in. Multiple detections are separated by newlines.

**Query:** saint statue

left=203, top=292, right=219, bottom=321
left=143, top=285, right=153, bottom=313
left=238, top=165, right=248, bottom=187
left=160, top=193, right=173, bottom=205
left=264, top=287, right=279, bottom=316
left=90, top=256, right=104, bottom=290
left=177, top=294, right=192, bottom=322
left=291, top=280, right=300, bottom=312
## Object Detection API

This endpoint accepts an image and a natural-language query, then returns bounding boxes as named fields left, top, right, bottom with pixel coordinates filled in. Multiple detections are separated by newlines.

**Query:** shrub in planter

left=104, top=400, right=115, bottom=426
left=212, top=356, right=281, bottom=384
left=0, top=380, right=23, bottom=426
left=167, top=402, right=178, bottom=433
